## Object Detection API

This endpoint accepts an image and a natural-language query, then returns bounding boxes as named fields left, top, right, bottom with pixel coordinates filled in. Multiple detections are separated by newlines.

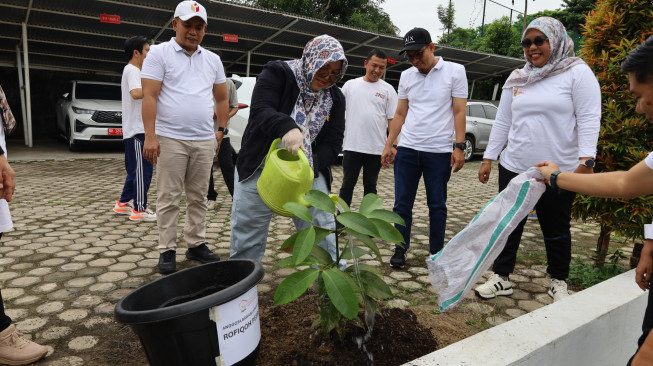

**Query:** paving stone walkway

left=0, top=149, right=623, bottom=364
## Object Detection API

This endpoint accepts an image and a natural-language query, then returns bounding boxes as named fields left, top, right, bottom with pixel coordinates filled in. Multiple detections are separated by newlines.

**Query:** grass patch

left=567, top=249, right=628, bottom=289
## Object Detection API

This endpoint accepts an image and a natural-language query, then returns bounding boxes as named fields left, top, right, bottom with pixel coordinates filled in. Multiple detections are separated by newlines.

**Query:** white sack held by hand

left=427, top=168, right=546, bottom=312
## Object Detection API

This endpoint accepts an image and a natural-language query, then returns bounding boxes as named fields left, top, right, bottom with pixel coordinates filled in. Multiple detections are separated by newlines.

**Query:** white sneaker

left=548, top=278, right=570, bottom=301
left=475, top=273, right=514, bottom=299
left=129, top=208, right=157, bottom=222
left=113, top=200, right=132, bottom=215
left=206, top=200, right=217, bottom=210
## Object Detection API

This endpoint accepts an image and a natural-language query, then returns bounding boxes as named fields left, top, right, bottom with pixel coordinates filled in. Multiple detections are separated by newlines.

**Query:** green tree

left=575, top=0, right=653, bottom=266
left=243, top=0, right=398, bottom=35
left=441, top=27, right=472, bottom=48
left=436, top=0, right=455, bottom=43
left=475, top=16, right=522, bottom=58
left=559, top=0, right=598, bottom=35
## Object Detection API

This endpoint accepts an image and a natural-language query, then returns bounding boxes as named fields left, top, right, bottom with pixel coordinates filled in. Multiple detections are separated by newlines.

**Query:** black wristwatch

left=580, top=159, right=595, bottom=168
left=218, top=127, right=229, bottom=135
left=392, top=144, right=398, bottom=149
left=549, top=170, right=562, bottom=191
left=453, top=142, right=466, bottom=151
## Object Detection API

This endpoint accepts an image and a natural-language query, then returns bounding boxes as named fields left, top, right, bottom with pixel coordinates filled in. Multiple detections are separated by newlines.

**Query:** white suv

left=55, top=80, right=123, bottom=151
left=459, top=101, right=498, bottom=161
left=229, top=75, right=257, bottom=154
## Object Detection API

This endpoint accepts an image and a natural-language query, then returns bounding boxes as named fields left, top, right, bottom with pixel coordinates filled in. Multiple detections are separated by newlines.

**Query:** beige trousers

left=156, top=135, right=217, bottom=253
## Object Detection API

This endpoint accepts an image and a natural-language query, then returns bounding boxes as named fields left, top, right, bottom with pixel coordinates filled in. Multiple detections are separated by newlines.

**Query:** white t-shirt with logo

left=483, top=64, right=601, bottom=173
left=121, top=63, right=144, bottom=139
left=141, top=38, right=226, bottom=140
left=397, top=57, right=468, bottom=153
left=341, top=77, right=398, bottom=155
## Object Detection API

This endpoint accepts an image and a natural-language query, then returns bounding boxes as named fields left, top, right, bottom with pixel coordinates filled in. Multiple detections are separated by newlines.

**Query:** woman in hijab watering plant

left=229, top=35, right=348, bottom=262
left=474, top=17, right=601, bottom=302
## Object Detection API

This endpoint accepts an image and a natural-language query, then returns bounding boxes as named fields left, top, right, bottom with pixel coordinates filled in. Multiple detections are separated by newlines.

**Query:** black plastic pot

left=115, top=259, right=264, bottom=366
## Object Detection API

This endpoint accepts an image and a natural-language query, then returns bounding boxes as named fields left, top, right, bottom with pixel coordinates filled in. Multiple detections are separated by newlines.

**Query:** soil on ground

left=70, top=291, right=482, bottom=366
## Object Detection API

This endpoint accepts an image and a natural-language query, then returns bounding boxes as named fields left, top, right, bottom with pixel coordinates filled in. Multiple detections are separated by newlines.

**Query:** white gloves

left=282, top=128, right=304, bottom=155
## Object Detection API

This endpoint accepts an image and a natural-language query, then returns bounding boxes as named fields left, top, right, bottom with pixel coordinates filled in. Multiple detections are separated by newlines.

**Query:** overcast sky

left=381, top=0, right=565, bottom=40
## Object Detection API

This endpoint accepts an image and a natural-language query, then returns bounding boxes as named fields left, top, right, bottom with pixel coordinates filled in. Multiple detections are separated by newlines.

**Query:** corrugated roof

left=0, top=0, right=526, bottom=86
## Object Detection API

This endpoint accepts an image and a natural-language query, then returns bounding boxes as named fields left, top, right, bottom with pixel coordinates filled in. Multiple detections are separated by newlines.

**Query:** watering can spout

left=257, top=138, right=315, bottom=217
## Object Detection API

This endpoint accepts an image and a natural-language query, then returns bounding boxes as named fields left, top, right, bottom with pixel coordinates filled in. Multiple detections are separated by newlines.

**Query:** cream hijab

left=504, top=17, right=586, bottom=88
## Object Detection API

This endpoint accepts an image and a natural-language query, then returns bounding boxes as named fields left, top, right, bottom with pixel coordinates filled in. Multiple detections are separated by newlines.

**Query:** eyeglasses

left=521, top=36, right=548, bottom=48
left=315, top=68, right=340, bottom=80
left=404, top=45, right=429, bottom=61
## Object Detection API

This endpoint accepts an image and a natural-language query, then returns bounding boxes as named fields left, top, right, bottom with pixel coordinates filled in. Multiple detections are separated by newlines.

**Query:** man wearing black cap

left=381, top=27, right=468, bottom=269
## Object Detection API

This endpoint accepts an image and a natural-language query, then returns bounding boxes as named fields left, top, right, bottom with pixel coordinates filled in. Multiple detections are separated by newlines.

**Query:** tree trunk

left=594, top=225, right=612, bottom=267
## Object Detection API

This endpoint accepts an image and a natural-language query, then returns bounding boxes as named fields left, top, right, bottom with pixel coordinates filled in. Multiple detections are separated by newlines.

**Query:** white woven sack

left=426, top=168, right=546, bottom=312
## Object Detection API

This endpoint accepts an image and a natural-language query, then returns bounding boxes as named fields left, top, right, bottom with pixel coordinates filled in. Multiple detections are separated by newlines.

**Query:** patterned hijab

left=285, top=35, right=348, bottom=166
left=504, top=17, right=586, bottom=88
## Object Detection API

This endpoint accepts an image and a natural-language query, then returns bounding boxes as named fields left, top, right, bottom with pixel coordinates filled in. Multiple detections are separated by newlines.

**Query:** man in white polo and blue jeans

left=142, top=0, right=229, bottom=274
left=381, top=27, right=468, bottom=269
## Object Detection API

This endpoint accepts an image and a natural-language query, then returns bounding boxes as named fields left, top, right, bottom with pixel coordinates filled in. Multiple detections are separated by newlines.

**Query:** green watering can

left=257, top=138, right=314, bottom=217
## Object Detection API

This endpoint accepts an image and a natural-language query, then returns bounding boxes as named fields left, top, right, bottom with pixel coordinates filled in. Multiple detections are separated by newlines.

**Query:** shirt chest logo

left=374, top=92, right=386, bottom=100
left=513, top=87, right=525, bottom=97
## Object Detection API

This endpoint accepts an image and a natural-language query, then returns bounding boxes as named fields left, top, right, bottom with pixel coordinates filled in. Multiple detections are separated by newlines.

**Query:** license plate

left=108, top=128, right=122, bottom=136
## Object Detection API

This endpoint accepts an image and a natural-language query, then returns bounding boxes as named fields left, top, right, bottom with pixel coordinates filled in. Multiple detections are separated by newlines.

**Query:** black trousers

left=0, top=233, right=11, bottom=332
left=492, top=164, right=576, bottom=280
left=208, top=137, right=235, bottom=200
left=338, top=150, right=382, bottom=207
left=628, top=279, right=653, bottom=365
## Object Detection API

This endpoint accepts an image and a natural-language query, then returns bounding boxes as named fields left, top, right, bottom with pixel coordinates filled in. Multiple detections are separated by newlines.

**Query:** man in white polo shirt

left=381, top=27, right=468, bottom=269
left=339, top=49, right=398, bottom=208
left=142, top=0, right=229, bottom=274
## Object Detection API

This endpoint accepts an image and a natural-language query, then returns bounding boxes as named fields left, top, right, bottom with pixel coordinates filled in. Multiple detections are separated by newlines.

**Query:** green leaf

left=346, top=263, right=382, bottom=278
left=319, top=288, right=341, bottom=335
left=342, top=229, right=383, bottom=263
left=293, top=227, right=316, bottom=265
left=358, top=270, right=393, bottom=300
left=367, top=209, right=405, bottom=226
left=303, top=190, right=335, bottom=214
left=283, top=202, right=313, bottom=223
left=322, top=268, right=358, bottom=319
left=309, top=245, right=334, bottom=266
left=340, top=243, right=369, bottom=260
left=359, top=194, right=384, bottom=215
left=369, top=218, right=405, bottom=244
left=332, top=195, right=350, bottom=213
left=273, top=268, right=319, bottom=305
left=336, top=212, right=379, bottom=237
left=313, top=227, right=331, bottom=245
left=275, top=256, right=294, bottom=268
left=280, top=232, right=299, bottom=250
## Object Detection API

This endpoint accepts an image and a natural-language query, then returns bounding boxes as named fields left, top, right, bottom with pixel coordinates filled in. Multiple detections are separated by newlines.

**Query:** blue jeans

left=393, top=147, right=451, bottom=254
left=229, top=168, right=337, bottom=262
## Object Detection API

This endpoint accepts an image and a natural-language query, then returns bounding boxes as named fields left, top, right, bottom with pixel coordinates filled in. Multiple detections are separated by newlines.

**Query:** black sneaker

left=158, top=250, right=176, bottom=274
left=186, top=243, right=220, bottom=263
left=390, top=247, right=407, bottom=269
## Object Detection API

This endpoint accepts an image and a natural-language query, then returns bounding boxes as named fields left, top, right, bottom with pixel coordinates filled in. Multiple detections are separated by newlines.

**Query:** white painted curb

left=405, top=269, right=648, bottom=366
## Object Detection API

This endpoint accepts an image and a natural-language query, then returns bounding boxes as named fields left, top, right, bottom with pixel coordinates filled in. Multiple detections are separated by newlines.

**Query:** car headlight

left=72, top=106, right=95, bottom=115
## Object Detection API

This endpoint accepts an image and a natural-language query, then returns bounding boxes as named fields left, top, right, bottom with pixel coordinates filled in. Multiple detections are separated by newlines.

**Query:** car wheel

left=66, top=124, right=79, bottom=152
left=464, top=136, right=474, bottom=162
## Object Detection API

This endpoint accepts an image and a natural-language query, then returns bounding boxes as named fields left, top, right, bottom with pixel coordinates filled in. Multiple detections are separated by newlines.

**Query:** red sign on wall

left=100, top=14, right=121, bottom=24
left=223, top=34, right=239, bottom=43
left=387, top=57, right=396, bottom=65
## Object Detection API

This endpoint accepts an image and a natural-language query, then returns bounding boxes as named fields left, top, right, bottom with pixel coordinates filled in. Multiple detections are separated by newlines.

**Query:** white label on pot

left=214, top=286, right=260, bottom=366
